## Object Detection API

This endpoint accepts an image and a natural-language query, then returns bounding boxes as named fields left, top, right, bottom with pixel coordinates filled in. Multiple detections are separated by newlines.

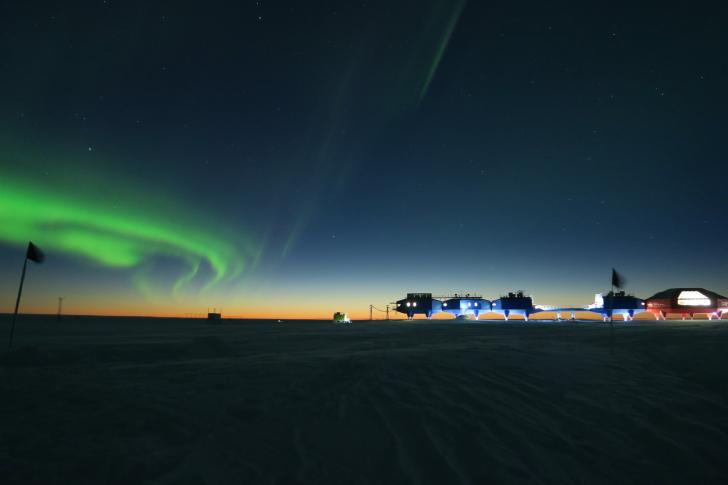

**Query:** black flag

left=26, top=242, right=45, bottom=263
left=611, top=268, right=625, bottom=289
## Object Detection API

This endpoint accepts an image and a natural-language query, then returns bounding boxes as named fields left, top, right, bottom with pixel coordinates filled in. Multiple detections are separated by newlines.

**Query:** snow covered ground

left=2, top=315, right=728, bottom=484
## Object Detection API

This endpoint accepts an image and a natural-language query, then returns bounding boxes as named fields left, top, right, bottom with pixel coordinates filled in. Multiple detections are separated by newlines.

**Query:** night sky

left=1, top=1, right=727, bottom=318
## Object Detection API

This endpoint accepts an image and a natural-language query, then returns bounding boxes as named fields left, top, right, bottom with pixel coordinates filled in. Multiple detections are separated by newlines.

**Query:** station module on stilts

left=441, top=294, right=491, bottom=320
left=491, top=291, right=535, bottom=320
left=395, top=293, right=442, bottom=320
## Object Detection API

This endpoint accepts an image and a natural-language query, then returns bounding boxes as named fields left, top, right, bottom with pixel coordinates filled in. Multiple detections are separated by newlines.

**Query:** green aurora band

left=418, top=0, right=467, bottom=104
left=0, top=178, right=250, bottom=292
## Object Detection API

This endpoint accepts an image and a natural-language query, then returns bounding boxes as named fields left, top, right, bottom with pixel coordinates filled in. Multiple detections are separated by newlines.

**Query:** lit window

left=677, top=291, right=711, bottom=306
left=467, top=302, right=472, bottom=307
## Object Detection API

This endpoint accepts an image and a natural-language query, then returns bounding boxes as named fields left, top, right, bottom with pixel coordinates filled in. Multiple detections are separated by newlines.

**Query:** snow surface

left=2, top=315, right=728, bottom=484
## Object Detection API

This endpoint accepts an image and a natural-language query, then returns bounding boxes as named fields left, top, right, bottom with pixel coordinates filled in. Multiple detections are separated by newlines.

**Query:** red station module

left=645, top=288, right=728, bottom=319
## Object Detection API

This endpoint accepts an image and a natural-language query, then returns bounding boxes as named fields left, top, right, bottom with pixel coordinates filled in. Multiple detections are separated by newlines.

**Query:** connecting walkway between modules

left=475, top=311, right=659, bottom=322
left=473, top=311, right=725, bottom=322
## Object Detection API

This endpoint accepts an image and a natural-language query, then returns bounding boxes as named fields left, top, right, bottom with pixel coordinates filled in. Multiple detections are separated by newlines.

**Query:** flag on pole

left=8, top=242, right=45, bottom=348
left=26, top=242, right=45, bottom=263
left=611, top=268, right=625, bottom=289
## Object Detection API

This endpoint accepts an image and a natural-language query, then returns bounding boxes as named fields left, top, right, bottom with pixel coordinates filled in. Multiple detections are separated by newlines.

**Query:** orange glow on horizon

left=5, top=303, right=461, bottom=321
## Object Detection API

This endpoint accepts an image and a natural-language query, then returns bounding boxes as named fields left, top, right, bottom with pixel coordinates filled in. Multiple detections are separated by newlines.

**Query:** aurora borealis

left=0, top=176, right=247, bottom=287
left=1, top=1, right=727, bottom=318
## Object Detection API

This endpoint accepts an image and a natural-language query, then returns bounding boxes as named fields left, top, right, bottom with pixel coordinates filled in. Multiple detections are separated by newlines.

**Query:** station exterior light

left=406, top=302, right=411, bottom=307
left=413, top=302, right=417, bottom=307
left=443, top=302, right=447, bottom=307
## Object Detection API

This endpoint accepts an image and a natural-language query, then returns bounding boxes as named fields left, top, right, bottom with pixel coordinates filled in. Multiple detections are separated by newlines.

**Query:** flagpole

left=8, top=256, right=29, bottom=348
left=610, top=280, right=614, bottom=327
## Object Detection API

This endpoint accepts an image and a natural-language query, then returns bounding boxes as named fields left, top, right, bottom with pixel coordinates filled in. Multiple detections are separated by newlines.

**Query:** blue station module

left=491, top=291, right=535, bottom=319
left=599, top=291, right=646, bottom=319
left=442, top=294, right=491, bottom=319
left=395, top=293, right=443, bottom=320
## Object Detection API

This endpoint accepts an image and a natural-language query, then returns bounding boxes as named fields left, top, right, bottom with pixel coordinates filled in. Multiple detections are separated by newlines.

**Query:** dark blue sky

left=1, top=1, right=726, bottom=316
